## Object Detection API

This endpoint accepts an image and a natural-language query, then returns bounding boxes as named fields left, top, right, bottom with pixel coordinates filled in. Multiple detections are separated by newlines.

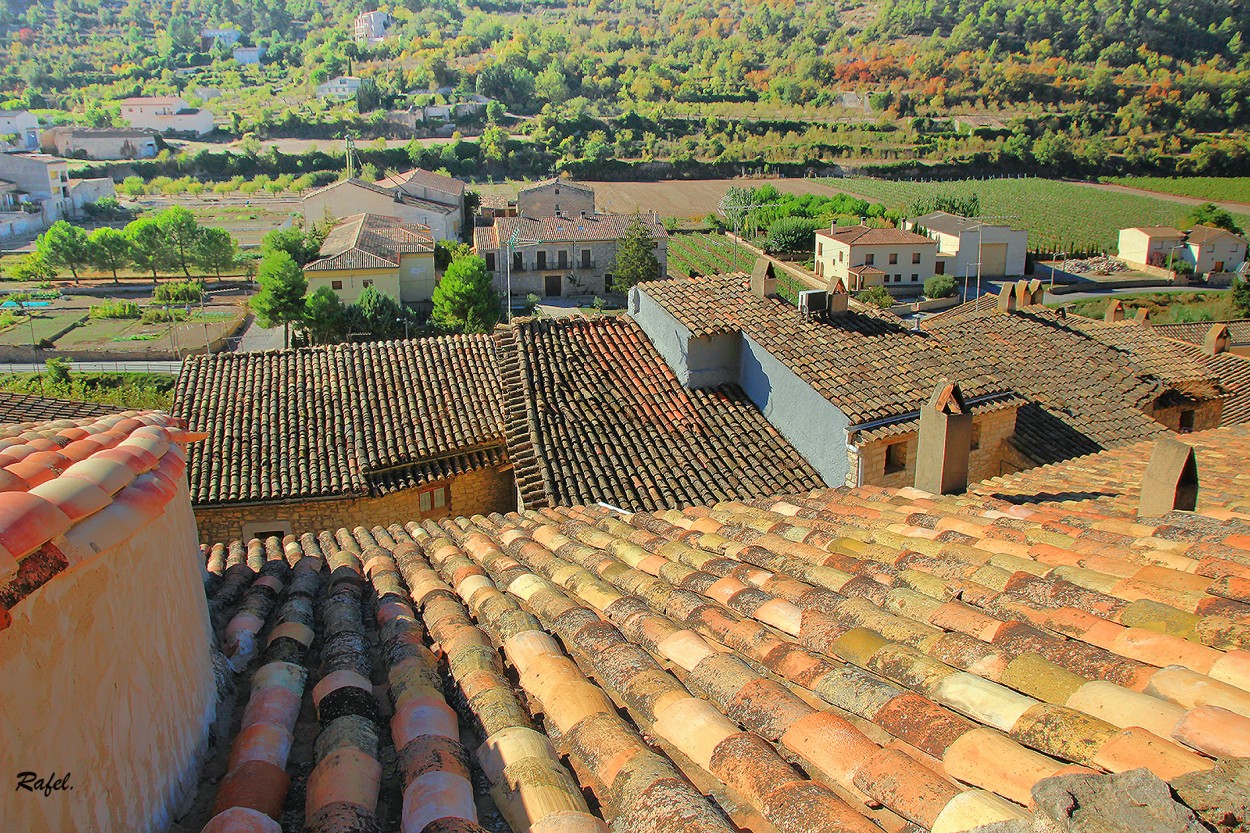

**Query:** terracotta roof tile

left=193, top=422, right=1250, bottom=831
left=816, top=223, right=936, bottom=246
left=1153, top=319, right=1250, bottom=347
left=496, top=316, right=825, bottom=510
left=491, top=213, right=667, bottom=245
left=173, top=338, right=505, bottom=505
left=0, top=392, right=119, bottom=424
left=305, top=213, right=434, bottom=272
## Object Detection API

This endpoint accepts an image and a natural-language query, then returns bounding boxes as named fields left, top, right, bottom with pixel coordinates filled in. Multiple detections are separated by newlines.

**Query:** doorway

left=544, top=274, right=562, bottom=297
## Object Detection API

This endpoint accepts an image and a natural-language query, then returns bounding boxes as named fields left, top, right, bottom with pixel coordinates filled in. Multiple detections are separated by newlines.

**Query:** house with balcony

left=354, top=10, right=391, bottom=44
left=813, top=223, right=937, bottom=294
left=474, top=213, right=667, bottom=303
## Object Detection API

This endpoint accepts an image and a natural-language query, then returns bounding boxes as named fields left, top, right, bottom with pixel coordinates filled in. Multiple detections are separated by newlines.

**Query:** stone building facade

left=848, top=406, right=1023, bottom=489
left=193, top=465, right=515, bottom=544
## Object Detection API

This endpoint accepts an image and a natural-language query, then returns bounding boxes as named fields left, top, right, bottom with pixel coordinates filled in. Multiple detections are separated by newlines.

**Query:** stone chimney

left=828, top=276, right=849, bottom=313
left=1138, top=436, right=1198, bottom=516
left=915, top=380, right=973, bottom=495
left=1027, top=278, right=1044, bottom=305
left=1134, top=307, right=1150, bottom=325
left=1203, top=323, right=1230, bottom=356
left=1105, top=299, right=1125, bottom=322
left=751, top=258, right=777, bottom=299
left=996, top=282, right=1017, bottom=312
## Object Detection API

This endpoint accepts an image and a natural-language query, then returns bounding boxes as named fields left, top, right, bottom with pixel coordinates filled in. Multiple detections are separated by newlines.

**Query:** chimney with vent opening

left=915, top=380, right=973, bottom=495
left=1203, top=323, right=1230, bottom=356
left=1138, top=436, right=1198, bottom=516
left=751, top=258, right=777, bottom=299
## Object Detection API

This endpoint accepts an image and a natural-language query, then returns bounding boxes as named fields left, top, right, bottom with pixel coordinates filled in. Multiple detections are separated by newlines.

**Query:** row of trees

left=18, top=208, right=241, bottom=284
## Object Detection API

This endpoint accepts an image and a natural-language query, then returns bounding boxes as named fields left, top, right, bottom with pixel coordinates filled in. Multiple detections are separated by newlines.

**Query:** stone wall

left=193, top=465, right=515, bottom=544
left=1151, top=399, right=1223, bottom=434
left=0, top=479, right=215, bottom=833
left=849, top=407, right=1023, bottom=488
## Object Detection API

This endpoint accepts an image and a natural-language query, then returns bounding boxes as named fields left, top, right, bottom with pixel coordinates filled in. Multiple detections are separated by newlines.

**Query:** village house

left=516, top=177, right=595, bottom=219
left=475, top=213, right=668, bottom=302
left=303, top=213, right=436, bottom=306
left=303, top=168, right=465, bottom=240
left=199, top=26, right=241, bottom=50
left=904, top=210, right=1028, bottom=278
left=632, top=269, right=1234, bottom=489
left=814, top=223, right=938, bottom=293
left=0, top=109, right=41, bottom=149
left=41, top=126, right=159, bottom=160
left=0, top=151, right=71, bottom=223
left=354, top=10, right=391, bottom=44
left=315, top=75, right=363, bottom=100
left=119, top=96, right=215, bottom=136
left=1117, top=226, right=1189, bottom=269
left=232, top=45, right=264, bottom=65
left=1183, top=225, right=1248, bottom=275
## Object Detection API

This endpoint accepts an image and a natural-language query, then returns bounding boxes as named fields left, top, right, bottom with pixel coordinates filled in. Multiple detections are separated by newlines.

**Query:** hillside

left=1, top=0, right=1246, bottom=178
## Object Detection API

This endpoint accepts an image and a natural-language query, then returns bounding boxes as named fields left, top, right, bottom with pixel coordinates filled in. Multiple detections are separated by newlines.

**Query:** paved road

left=234, top=315, right=285, bottom=352
left=0, top=360, right=183, bottom=374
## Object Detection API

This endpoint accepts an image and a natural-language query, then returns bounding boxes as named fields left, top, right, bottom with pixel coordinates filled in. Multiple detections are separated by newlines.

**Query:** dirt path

left=1068, top=180, right=1250, bottom=212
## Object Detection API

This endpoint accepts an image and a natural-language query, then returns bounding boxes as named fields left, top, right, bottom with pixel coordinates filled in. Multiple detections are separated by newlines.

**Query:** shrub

left=924, top=274, right=957, bottom=299
left=765, top=216, right=822, bottom=253
left=856, top=285, right=895, bottom=308
left=1169, top=306, right=1214, bottom=323
left=153, top=280, right=204, bottom=304
left=89, top=299, right=140, bottom=319
left=141, top=307, right=188, bottom=324
left=45, top=357, right=71, bottom=386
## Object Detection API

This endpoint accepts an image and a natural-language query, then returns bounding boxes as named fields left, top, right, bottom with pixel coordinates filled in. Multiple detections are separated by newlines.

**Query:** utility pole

left=345, top=136, right=358, bottom=180
left=503, top=225, right=539, bottom=323
left=22, top=302, right=42, bottom=395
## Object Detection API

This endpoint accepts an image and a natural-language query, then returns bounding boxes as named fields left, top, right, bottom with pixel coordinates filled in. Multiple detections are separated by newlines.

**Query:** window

left=817, top=243, right=824, bottom=256
left=911, top=273, right=919, bottom=281
left=580, top=249, right=591, bottom=268
left=912, top=252, right=922, bottom=264
left=537, top=251, right=547, bottom=269
left=1179, top=409, right=1196, bottom=433
left=889, top=253, right=898, bottom=265
left=604, top=272, right=613, bottom=286
left=970, top=423, right=981, bottom=451
left=513, top=251, right=523, bottom=271
left=865, top=253, right=875, bottom=265
left=485, top=253, right=496, bottom=271
left=839, top=251, right=844, bottom=263
left=885, top=442, right=907, bottom=474
left=242, top=520, right=293, bottom=541
left=331, top=280, right=343, bottom=290
left=554, top=203, right=560, bottom=214
left=558, top=250, right=568, bottom=268
left=935, top=261, right=946, bottom=275
left=362, top=279, right=373, bottom=288
left=418, top=484, right=449, bottom=515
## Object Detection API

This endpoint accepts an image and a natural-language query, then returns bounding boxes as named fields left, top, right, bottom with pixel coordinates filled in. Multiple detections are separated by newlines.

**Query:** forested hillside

left=1, top=0, right=1245, bottom=177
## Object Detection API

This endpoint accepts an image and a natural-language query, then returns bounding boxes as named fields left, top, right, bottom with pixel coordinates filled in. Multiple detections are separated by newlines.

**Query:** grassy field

left=822, top=177, right=1250, bottom=253
left=0, top=311, right=85, bottom=346
left=0, top=371, right=174, bottom=409
left=1056, top=291, right=1240, bottom=324
left=667, top=233, right=758, bottom=277
left=1102, top=177, right=1250, bottom=205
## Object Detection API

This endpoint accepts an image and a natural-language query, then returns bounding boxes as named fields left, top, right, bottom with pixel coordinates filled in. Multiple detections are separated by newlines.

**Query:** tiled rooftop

left=816, top=223, right=936, bottom=246
left=0, top=411, right=202, bottom=628
left=1154, top=319, right=1250, bottom=347
left=173, top=339, right=505, bottom=505
left=305, top=213, right=435, bottom=273
left=479, top=213, right=668, bottom=249
left=0, top=391, right=118, bottom=424
left=639, top=272, right=1020, bottom=425
left=496, top=317, right=826, bottom=511
left=188, top=422, right=1250, bottom=832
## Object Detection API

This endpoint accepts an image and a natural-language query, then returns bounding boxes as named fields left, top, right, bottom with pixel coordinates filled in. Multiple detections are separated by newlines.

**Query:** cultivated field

left=821, top=177, right=1250, bottom=253
left=1102, top=177, right=1250, bottom=206
left=667, top=233, right=758, bottom=277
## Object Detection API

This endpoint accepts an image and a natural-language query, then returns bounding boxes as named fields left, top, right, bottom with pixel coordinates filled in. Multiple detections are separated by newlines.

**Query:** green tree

left=1185, top=203, right=1244, bottom=235
left=261, top=224, right=323, bottom=266
left=302, top=286, right=346, bottom=344
left=1233, top=277, right=1250, bottom=318
left=765, top=216, right=822, bottom=253
left=923, top=274, right=957, bottom=298
left=610, top=217, right=661, bottom=292
left=36, top=220, right=92, bottom=280
left=195, top=227, right=240, bottom=279
left=856, top=285, right=894, bottom=308
left=8, top=253, right=56, bottom=282
left=156, top=206, right=202, bottom=278
left=86, top=227, right=132, bottom=284
left=431, top=255, right=499, bottom=333
left=251, top=251, right=307, bottom=348
left=125, top=217, right=172, bottom=282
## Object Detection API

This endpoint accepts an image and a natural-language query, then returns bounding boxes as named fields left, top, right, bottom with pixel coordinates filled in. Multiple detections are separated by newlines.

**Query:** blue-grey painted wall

left=631, top=286, right=851, bottom=486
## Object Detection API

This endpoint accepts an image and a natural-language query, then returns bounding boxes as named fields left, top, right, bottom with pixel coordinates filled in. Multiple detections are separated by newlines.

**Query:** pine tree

left=431, top=255, right=499, bottom=333
left=611, top=217, right=660, bottom=292
left=251, top=251, right=307, bottom=348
